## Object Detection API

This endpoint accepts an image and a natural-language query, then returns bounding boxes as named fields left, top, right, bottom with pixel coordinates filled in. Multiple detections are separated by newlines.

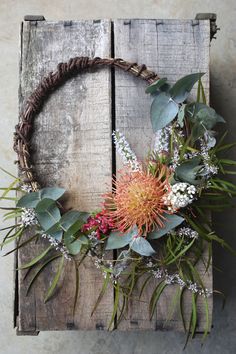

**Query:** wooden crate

left=15, top=18, right=212, bottom=334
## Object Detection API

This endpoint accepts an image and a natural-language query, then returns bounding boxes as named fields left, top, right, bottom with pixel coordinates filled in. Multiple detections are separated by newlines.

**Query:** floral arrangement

left=1, top=60, right=236, bottom=343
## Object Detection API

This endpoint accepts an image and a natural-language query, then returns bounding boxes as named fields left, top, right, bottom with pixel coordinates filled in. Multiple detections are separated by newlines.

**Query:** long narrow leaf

left=0, top=178, right=20, bottom=201
left=91, top=272, right=110, bottom=317
left=191, top=293, right=198, bottom=339
left=0, top=166, right=18, bottom=179
left=202, top=297, right=210, bottom=342
left=26, top=254, right=61, bottom=295
left=44, top=256, right=64, bottom=303
left=18, top=246, right=52, bottom=269
left=149, top=280, right=167, bottom=319
left=3, top=232, right=36, bottom=256
left=108, top=283, right=120, bottom=330
left=73, top=260, right=80, bottom=317
left=0, top=226, right=24, bottom=249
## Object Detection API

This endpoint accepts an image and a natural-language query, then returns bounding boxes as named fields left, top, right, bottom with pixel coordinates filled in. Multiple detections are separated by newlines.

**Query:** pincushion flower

left=104, top=165, right=171, bottom=236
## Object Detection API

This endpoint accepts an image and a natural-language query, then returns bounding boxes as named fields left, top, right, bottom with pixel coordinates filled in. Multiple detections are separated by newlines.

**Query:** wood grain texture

left=17, top=20, right=114, bottom=332
left=113, top=19, right=212, bottom=331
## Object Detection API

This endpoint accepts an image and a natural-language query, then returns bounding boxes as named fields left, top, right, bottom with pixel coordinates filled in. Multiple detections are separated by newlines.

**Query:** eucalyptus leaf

left=175, top=157, right=203, bottom=185
left=177, top=104, right=186, bottom=127
left=77, top=234, right=89, bottom=245
left=145, top=78, right=168, bottom=94
left=65, top=239, right=82, bottom=255
left=186, top=102, right=225, bottom=140
left=60, top=210, right=89, bottom=231
left=106, top=226, right=138, bottom=250
left=17, top=187, right=66, bottom=209
left=40, top=187, right=66, bottom=201
left=64, top=231, right=88, bottom=256
left=194, top=106, right=225, bottom=128
left=170, top=73, right=205, bottom=103
left=35, top=198, right=55, bottom=212
left=151, top=92, right=179, bottom=131
left=37, top=204, right=61, bottom=234
left=148, top=214, right=185, bottom=240
left=130, top=237, right=155, bottom=256
left=17, top=192, right=40, bottom=208
left=64, top=220, right=85, bottom=239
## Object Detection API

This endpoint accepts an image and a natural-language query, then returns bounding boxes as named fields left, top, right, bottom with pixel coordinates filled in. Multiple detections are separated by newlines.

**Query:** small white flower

left=177, top=227, right=198, bottom=239
left=164, top=183, right=197, bottom=210
left=21, top=184, right=33, bottom=193
left=21, top=208, right=38, bottom=227
left=153, top=126, right=172, bottom=154
left=42, top=233, right=71, bottom=260
left=112, top=130, right=140, bottom=171
left=147, top=266, right=211, bottom=297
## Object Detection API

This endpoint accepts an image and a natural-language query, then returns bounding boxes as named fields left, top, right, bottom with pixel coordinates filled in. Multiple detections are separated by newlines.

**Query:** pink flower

left=81, top=210, right=114, bottom=239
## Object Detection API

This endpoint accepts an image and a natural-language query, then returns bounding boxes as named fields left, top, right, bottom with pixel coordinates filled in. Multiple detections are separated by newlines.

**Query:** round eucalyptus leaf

left=59, top=210, right=88, bottom=231
left=35, top=198, right=55, bottom=212
left=148, top=214, right=185, bottom=240
left=16, top=192, right=40, bottom=208
left=145, top=78, right=168, bottom=94
left=65, top=239, right=82, bottom=255
left=130, top=237, right=155, bottom=256
left=40, top=187, right=66, bottom=201
left=106, top=226, right=138, bottom=250
left=175, top=157, right=203, bottom=185
left=37, top=204, right=61, bottom=232
left=151, top=92, right=179, bottom=131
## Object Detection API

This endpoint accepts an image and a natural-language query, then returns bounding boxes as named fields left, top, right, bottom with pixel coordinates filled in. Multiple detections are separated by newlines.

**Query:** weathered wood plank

left=17, top=20, right=114, bottom=332
left=113, top=19, right=212, bottom=331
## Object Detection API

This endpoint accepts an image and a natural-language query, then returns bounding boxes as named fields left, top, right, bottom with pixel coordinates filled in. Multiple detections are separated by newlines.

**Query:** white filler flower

left=112, top=130, right=140, bottom=171
left=165, top=182, right=197, bottom=210
left=21, top=208, right=38, bottom=227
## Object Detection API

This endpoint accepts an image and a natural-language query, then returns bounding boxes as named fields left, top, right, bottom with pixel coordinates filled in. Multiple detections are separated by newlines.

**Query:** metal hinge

left=195, top=13, right=220, bottom=40
left=24, top=15, right=45, bottom=22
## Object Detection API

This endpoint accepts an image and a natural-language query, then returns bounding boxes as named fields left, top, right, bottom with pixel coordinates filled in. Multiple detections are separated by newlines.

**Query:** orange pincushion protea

left=104, top=164, right=171, bottom=236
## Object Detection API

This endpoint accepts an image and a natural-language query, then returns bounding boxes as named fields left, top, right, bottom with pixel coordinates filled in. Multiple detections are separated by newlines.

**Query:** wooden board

left=113, top=19, right=212, bottom=331
left=17, top=20, right=114, bottom=333
left=15, top=18, right=213, bottom=333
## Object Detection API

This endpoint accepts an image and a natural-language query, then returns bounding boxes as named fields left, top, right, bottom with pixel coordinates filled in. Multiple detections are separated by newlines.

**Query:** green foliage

left=35, top=198, right=55, bottom=212
left=169, top=73, right=204, bottom=103
left=149, top=280, right=167, bottom=319
left=177, top=104, right=186, bottom=127
left=150, top=92, right=179, bottom=131
left=19, top=246, right=52, bottom=269
left=148, top=214, right=184, bottom=240
left=17, top=187, right=65, bottom=208
left=40, top=187, right=65, bottom=200
left=17, top=192, right=41, bottom=208
left=150, top=73, right=206, bottom=132
left=145, top=78, right=168, bottom=94
left=37, top=204, right=61, bottom=235
left=105, top=226, right=138, bottom=250
left=26, top=254, right=61, bottom=296
left=130, top=236, right=155, bottom=256
left=186, top=102, right=225, bottom=140
left=64, top=238, right=82, bottom=256
left=44, top=255, right=64, bottom=303
left=175, top=157, right=203, bottom=185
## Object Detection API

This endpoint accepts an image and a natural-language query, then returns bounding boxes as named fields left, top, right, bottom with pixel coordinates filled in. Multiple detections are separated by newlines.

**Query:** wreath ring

left=13, top=56, right=159, bottom=191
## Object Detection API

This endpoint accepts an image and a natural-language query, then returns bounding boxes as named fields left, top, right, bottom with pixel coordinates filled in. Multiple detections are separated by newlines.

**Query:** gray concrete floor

left=0, top=1, right=236, bottom=353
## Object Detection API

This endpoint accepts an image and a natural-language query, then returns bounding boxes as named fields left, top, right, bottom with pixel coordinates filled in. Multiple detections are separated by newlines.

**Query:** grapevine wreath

left=1, top=57, right=236, bottom=341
